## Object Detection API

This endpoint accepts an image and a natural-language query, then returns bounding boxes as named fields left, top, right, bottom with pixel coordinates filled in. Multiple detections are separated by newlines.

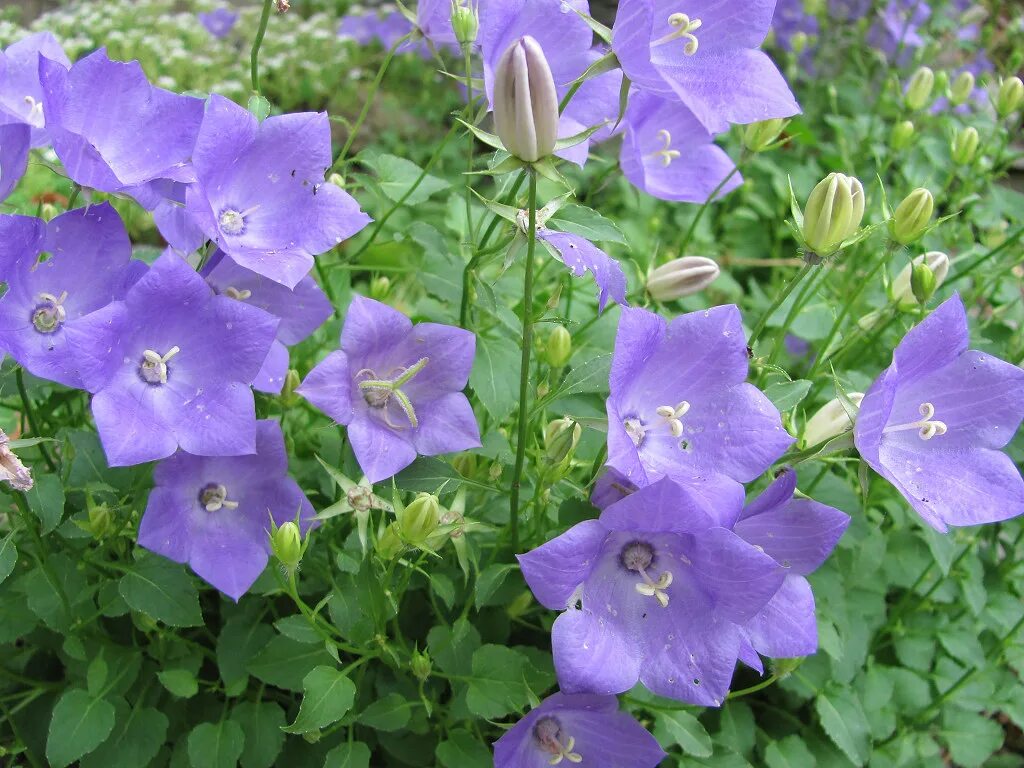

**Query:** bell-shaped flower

left=201, top=250, right=332, bottom=394
left=492, top=36, right=560, bottom=163
left=66, top=251, right=279, bottom=467
left=0, top=32, right=71, bottom=147
left=733, top=468, right=849, bottom=664
left=39, top=49, right=204, bottom=200
left=612, top=0, right=800, bottom=133
left=198, top=8, right=238, bottom=39
left=620, top=90, right=741, bottom=203
left=297, top=296, right=480, bottom=483
left=0, top=123, right=29, bottom=202
left=0, top=204, right=145, bottom=389
left=854, top=294, right=1024, bottom=531
left=186, top=95, right=371, bottom=289
left=606, top=305, right=793, bottom=496
left=138, top=420, right=315, bottom=601
left=519, top=477, right=785, bottom=705
left=494, top=692, right=666, bottom=768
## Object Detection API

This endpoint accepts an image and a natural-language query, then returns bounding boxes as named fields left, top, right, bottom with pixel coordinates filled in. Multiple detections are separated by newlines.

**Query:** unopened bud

left=890, top=120, right=915, bottom=150
left=801, top=393, right=864, bottom=448
left=951, top=126, right=979, bottom=165
left=949, top=70, right=975, bottom=106
left=790, top=32, right=809, bottom=54
left=544, top=418, right=581, bottom=466
left=369, top=275, right=390, bottom=300
left=905, top=66, right=935, bottom=111
left=493, top=36, right=559, bottom=162
left=40, top=202, right=59, bottom=222
left=397, top=493, right=441, bottom=545
left=0, top=429, right=32, bottom=492
left=996, top=76, right=1024, bottom=118
left=647, top=256, right=720, bottom=300
left=802, top=173, right=865, bottom=255
left=275, top=0, right=290, bottom=12
left=450, top=0, right=478, bottom=46
left=933, top=70, right=949, bottom=95
left=890, top=188, right=934, bottom=245
left=411, top=649, right=432, bottom=681
left=910, top=261, right=937, bottom=304
left=488, top=462, right=502, bottom=482
left=743, top=118, right=787, bottom=153
left=328, top=172, right=346, bottom=189
left=892, top=253, right=946, bottom=311
left=545, top=326, right=572, bottom=368
left=281, top=368, right=302, bottom=406
left=375, top=524, right=404, bottom=560
left=88, top=504, right=112, bottom=538
left=271, top=521, right=303, bottom=569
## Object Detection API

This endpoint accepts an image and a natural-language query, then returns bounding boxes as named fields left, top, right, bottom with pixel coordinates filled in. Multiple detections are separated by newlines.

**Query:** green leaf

left=274, top=615, right=322, bottom=645
left=80, top=703, right=167, bottom=768
left=217, top=609, right=275, bottom=690
left=282, top=666, right=356, bottom=733
left=435, top=729, right=492, bottom=768
left=0, top=531, right=18, bottom=585
left=233, top=701, right=285, bottom=768
left=247, top=636, right=335, bottom=692
left=552, top=119, right=610, bottom=151
left=764, top=379, right=813, bottom=412
left=549, top=204, right=627, bottom=245
left=815, top=687, right=870, bottom=766
left=470, top=333, right=521, bottom=423
left=456, top=119, right=505, bottom=150
left=474, top=562, right=517, bottom=609
left=941, top=710, right=1003, bottom=767
left=187, top=720, right=245, bottom=768
left=26, top=473, right=65, bottom=534
left=532, top=354, right=611, bottom=413
left=46, top=689, right=117, bottom=768
left=322, top=742, right=371, bottom=768
left=247, top=94, right=271, bottom=121
left=357, top=693, right=412, bottom=731
left=764, top=735, right=817, bottom=768
left=465, top=645, right=532, bottom=719
left=718, top=702, right=756, bottom=756
left=118, top=554, right=202, bottom=627
left=655, top=710, right=713, bottom=757
left=159, top=668, right=199, bottom=698
left=394, top=456, right=462, bottom=493
left=363, top=152, right=449, bottom=205
left=427, top=619, right=481, bottom=676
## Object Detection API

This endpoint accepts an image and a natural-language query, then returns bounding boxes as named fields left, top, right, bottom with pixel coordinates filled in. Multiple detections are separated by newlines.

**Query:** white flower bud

left=493, top=36, right=559, bottom=163
left=891, top=251, right=950, bottom=309
left=802, top=173, right=865, bottom=256
left=647, top=256, right=720, bottom=301
left=802, top=393, right=864, bottom=448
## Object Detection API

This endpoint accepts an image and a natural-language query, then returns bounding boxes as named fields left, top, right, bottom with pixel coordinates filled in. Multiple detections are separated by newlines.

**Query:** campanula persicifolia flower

left=138, top=420, right=315, bottom=601
left=0, top=123, right=29, bottom=202
left=855, top=294, right=1024, bottom=531
left=0, top=32, right=71, bottom=147
left=65, top=250, right=278, bottom=467
left=297, top=296, right=480, bottom=483
left=198, top=8, right=239, bottom=39
left=0, top=428, right=33, bottom=492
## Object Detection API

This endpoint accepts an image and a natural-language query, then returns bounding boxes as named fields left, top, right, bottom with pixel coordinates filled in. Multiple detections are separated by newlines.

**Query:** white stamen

left=200, top=483, right=240, bottom=512
left=23, top=95, right=43, bottom=122
left=140, top=345, right=181, bottom=385
left=222, top=286, right=253, bottom=300
left=32, top=291, right=68, bottom=333
left=649, top=129, right=682, bottom=167
left=548, top=737, right=583, bottom=765
left=634, top=567, right=673, bottom=607
left=651, top=11, right=702, bottom=54
left=883, top=401, right=948, bottom=441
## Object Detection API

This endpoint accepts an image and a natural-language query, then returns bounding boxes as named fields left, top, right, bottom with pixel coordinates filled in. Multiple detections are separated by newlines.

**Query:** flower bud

left=328, top=172, right=346, bottom=189
left=411, top=649, right=432, bottom=681
left=375, top=524, right=405, bottom=560
left=996, top=76, right=1024, bottom=118
left=271, top=521, right=303, bottom=570
left=0, top=430, right=32, bottom=491
left=933, top=70, right=949, bottom=95
left=280, top=368, right=302, bottom=406
left=890, top=120, right=915, bottom=150
left=802, top=173, right=865, bottom=255
left=892, top=251, right=949, bottom=308
left=890, top=188, right=934, bottom=245
left=790, top=32, right=809, bottom=54
left=493, top=36, right=559, bottom=163
left=647, top=256, right=720, bottom=300
left=802, top=0, right=823, bottom=15
left=450, top=0, right=478, bottom=46
left=949, top=70, right=975, bottom=106
left=904, top=66, right=935, bottom=111
left=397, top=493, right=441, bottom=545
left=545, top=325, right=572, bottom=368
left=369, top=275, right=390, bottom=301
left=910, top=261, right=937, bottom=305
left=801, top=393, right=864, bottom=448
left=951, top=126, right=979, bottom=165
left=544, top=418, right=581, bottom=467
left=743, top=118, right=787, bottom=153
left=40, top=202, right=60, bottom=222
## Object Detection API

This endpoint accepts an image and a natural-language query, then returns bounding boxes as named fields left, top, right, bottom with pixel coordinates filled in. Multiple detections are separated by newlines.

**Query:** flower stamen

left=649, top=129, right=682, bottom=167
left=634, top=566, right=673, bottom=607
left=199, top=483, right=240, bottom=512
left=222, top=286, right=253, bottom=300
left=139, top=345, right=181, bottom=385
left=883, top=401, right=948, bottom=440
left=356, top=357, right=429, bottom=429
left=23, top=95, right=43, bottom=121
left=651, top=11, right=702, bottom=54
left=655, top=400, right=690, bottom=437
left=31, top=291, right=68, bottom=333
left=533, top=717, right=582, bottom=765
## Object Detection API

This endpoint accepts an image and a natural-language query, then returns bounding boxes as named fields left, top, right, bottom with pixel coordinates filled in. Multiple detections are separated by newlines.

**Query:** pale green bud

left=996, top=76, right=1024, bottom=118
left=890, top=120, right=915, bottom=150
left=411, top=648, right=432, bottom=681
left=397, top=493, right=441, bottom=545
left=544, top=418, right=581, bottom=466
left=892, top=251, right=950, bottom=309
left=493, top=36, right=559, bottom=162
left=40, top=202, right=60, bottom=222
left=281, top=369, right=302, bottom=406
left=271, top=521, right=303, bottom=569
left=933, top=70, right=949, bottom=96
left=905, top=66, right=935, bottom=111
left=890, top=188, right=934, bottom=245
left=375, top=524, right=405, bottom=560
left=647, top=256, right=720, bottom=300
left=327, top=172, right=346, bottom=189
left=450, top=0, right=478, bottom=46
left=951, top=126, right=979, bottom=165
left=545, top=325, right=572, bottom=368
left=910, top=261, right=937, bottom=305
left=949, top=70, right=975, bottom=106
left=790, top=31, right=809, bottom=55
left=802, top=0, right=823, bottom=14
left=801, top=393, right=864, bottom=448
left=369, top=275, right=390, bottom=300
left=743, top=118, right=788, bottom=153
left=802, top=172, right=865, bottom=255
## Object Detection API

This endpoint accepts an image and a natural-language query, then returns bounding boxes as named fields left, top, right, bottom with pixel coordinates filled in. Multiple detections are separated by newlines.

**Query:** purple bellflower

left=867, top=0, right=931, bottom=65
left=0, top=204, right=143, bottom=389
left=186, top=94, right=371, bottom=289
left=138, top=420, right=315, bottom=601
left=612, top=0, right=800, bottom=133
left=493, top=692, right=666, bottom=768
left=772, top=0, right=820, bottom=56
left=734, top=468, right=849, bottom=664
left=606, top=305, right=793, bottom=495
left=297, top=296, right=480, bottom=483
left=519, top=478, right=785, bottom=705
left=65, top=250, right=278, bottom=467
left=854, top=294, right=1024, bottom=532
left=0, top=210, right=45, bottom=276
left=0, top=32, right=71, bottom=147
left=0, top=123, right=30, bottom=201
left=199, top=8, right=239, bottom=39
left=416, top=0, right=459, bottom=49
left=201, top=250, right=332, bottom=394
left=620, top=90, right=742, bottom=203
left=39, top=49, right=204, bottom=201
left=0, top=428, right=34, bottom=492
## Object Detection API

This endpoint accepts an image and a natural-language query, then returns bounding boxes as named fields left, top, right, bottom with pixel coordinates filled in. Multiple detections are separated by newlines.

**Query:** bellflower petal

left=0, top=123, right=29, bottom=201
left=518, top=519, right=607, bottom=610
left=552, top=608, right=644, bottom=694
left=0, top=32, right=70, bottom=146
left=536, top=228, right=628, bottom=312
left=742, top=575, right=819, bottom=658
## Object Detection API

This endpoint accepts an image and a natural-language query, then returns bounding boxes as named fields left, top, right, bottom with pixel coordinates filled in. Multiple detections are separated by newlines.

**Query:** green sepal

left=466, top=153, right=525, bottom=177
left=552, top=120, right=609, bottom=151
left=568, top=5, right=613, bottom=43
left=469, top=187, right=520, bottom=225
left=531, top=157, right=571, bottom=188
left=457, top=119, right=505, bottom=151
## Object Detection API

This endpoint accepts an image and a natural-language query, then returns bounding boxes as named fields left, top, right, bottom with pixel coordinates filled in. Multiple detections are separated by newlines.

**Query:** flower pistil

left=356, top=357, right=430, bottom=430
left=652, top=11, right=702, bottom=54
left=883, top=401, right=948, bottom=440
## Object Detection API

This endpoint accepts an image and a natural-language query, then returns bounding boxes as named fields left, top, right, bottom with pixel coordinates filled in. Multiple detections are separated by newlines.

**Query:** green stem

left=767, top=262, right=825, bottom=365
left=509, top=171, right=538, bottom=553
left=250, top=0, right=274, bottom=95
left=334, top=33, right=411, bottom=168
left=463, top=43, right=476, bottom=242
left=676, top=162, right=743, bottom=258
left=748, top=262, right=815, bottom=349
left=15, top=369, right=56, bottom=473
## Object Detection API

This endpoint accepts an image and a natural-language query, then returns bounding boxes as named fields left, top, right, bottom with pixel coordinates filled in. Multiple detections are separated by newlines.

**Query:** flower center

left=222, top=286, right=252, bottom=301
left=649, top=129, right=682, bottom=167
left=533, top=717, right=582, bottom=765
left=622, top=400, right=690, bottom=448
left=883, top=401, right=948, bottom=441
left=652, top=11, right=703, bottom=54
left=139, top=346, right=181, bottom=386
left=198, top=482, right=239, bottom=512
left=31, top=291, right=68, bottom=333
left=355, top=357, right=429, bottom=430
left=620, top=540, right=672, bottom=608
left=217, top=205, right=260, bottom=237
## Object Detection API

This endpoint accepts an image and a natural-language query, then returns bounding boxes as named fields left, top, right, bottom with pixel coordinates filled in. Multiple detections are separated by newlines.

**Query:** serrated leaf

left=941, top=710, right=1003, bottom=768
left=0, top=531, right=18, bottom=585
left=159, top=668, right=199, bottom=698
left=532, top=354, right=611, bottom=413
left=247, top=636, right=334, bottom=692
left=322, top=742, right=371, bottom=768
left=233, top=701, right=285, bottom=768
left=118, top=554, right=202, bottom=627
left=815, top=688, right=870, bottom=766
left=471, top=333, right=521, bottom=423
left=465, top=645, right=532, bottom=719
left=548, top=204, right=627, bottom=244
left=474, top=563, right=517, bottom=609
left=362, top=152, right=449, bottom=206
left=282, top=666, right=355, bottom=733
left=765, top=379, right=812, bottom=411
left=357, top=693, right=412, bottom=731
left=46, top=689, right=116, bottom=768
left=764, top=735, right=817, bottom=768
left=436, top=729, right=492, bottom=767
left=80, top=705, right=168, bottom=768
left=26, top=473, right=64, bottom=533
left=655, top=710, right=713, bottom=757
left=187, top=720, right=245, bottom=768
